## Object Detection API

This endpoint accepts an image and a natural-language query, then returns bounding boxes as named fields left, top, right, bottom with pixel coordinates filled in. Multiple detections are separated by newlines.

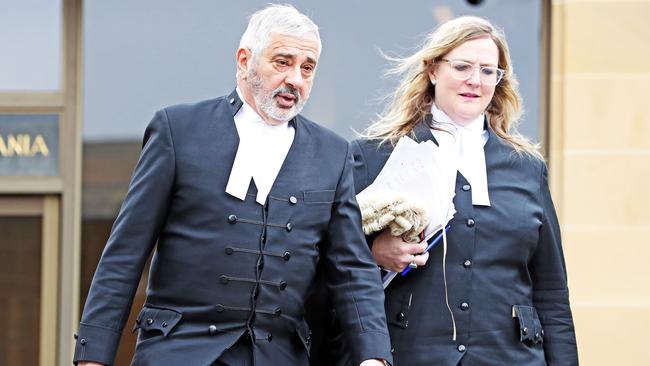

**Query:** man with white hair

left=74, top=4, right=391, bottom=366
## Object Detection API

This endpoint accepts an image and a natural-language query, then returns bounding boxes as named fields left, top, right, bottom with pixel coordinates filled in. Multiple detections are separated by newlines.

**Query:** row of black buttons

left=460, top=180, right=474, bottom=347
left=456, top=187, right=470, bottom=362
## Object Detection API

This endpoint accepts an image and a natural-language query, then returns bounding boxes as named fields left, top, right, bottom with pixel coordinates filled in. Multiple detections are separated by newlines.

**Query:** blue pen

left=401, top=225, right=451, bottom=276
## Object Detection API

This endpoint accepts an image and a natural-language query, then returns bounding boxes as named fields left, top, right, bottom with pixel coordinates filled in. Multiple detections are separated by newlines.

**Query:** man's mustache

left=273, top=86, right=300, bottom=103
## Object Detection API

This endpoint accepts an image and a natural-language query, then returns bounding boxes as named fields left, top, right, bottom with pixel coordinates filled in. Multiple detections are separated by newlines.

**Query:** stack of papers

left=358, top=136, right=456, bottom=241
left=357, top=136, right=458, bottom=289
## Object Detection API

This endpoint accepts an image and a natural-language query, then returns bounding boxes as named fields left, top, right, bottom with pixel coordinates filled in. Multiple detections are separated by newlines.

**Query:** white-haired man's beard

left=247, top=68, right=306, bottom=123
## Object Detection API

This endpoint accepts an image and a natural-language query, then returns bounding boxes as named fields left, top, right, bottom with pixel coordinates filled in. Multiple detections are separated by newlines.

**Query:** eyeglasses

left=439, top=59, right=505, bottom=86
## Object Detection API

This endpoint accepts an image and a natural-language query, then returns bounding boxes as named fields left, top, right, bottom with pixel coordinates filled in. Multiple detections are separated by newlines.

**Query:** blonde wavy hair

left=365, top=16, right=541, bottom=158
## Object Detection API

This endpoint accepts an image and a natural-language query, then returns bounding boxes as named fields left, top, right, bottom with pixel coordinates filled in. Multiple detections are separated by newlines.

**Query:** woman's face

left=430, top=37, right=500, bottom=125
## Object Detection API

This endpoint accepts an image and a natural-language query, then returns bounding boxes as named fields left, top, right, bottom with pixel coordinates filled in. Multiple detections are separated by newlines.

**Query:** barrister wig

left=357, top=189, right=428, bottom=244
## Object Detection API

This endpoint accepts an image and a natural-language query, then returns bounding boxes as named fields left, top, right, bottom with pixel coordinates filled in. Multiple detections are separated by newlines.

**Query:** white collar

left=430, top=103, right=491, bottom=206
left=225, top=88, right=295, bottom=205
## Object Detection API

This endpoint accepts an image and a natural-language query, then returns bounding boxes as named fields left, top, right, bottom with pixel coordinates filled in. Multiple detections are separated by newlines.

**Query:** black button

left=80, top=338, right=87, bottom=345
left=279, top=281, right=288, bottom=290
left=146, top=318, right=154, bottom=325
left=225, top=247, right=234, bottom=255
left=390, top=348, right=395, bottom=354
left=73, top=333, right=78, bottom=339
left=541, top=329, right=545, bottom=337
left=229, top=98, right=235, bottom=104
left=396, top=312, right=405, bottom=321
left=466, top=218, right=475, bottom=227
left=219, top=275, right=229, bottom=284
left=286, top=223, right=292, bottom=232
left=463, top=259, right=472, bottom=268
left=522, top=327, right=528, bottom=335
left=289, top=196, right=297, bottom=204
left=228, top=214, right=237, bottom=224
left=208, top=325, right=218, bottom=334
left=162, top=322, right=168, bottom=328
left=267, top=333, right=273, bottom=342
left=215, top=304, right=225, bottom=312
left=462, top=184, right=471, bottom=191
left=457, top=344, right=466, bottom=352
left=535, top=332, right=540, bottom=340
left=283, top=251, right=291, bottom=261
left=460, top=302, right=469, bottom=311
left=274, top=308, right=282, bottom=317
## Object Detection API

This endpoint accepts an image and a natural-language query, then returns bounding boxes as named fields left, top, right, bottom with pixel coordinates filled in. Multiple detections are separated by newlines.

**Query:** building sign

left=0, top=114, right=59, bottom=176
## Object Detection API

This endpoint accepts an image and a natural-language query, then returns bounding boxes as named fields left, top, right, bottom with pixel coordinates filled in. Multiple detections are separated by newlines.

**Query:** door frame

left=0, top=195, right=60, bottom=366
left=0, top=1, right=83, bottom=364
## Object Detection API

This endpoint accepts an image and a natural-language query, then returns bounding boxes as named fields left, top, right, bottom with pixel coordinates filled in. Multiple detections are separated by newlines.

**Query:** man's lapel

left=268, top=116, right=313, bottom=196
left=216, top=90, right=243, bottom=190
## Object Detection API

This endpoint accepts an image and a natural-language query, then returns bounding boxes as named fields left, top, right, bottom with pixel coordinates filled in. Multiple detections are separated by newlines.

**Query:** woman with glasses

left=317, top=16, right=578, bottom=366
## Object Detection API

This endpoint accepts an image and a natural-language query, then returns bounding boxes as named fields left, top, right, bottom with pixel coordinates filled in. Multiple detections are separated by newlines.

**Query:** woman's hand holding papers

left=372, top=230, right=429, bottom=272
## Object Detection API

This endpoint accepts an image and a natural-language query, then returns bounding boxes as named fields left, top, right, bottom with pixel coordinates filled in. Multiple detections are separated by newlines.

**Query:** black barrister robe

left=312, top=116, right=578, bottom=366
left=73, top=90, right=392, bottom=366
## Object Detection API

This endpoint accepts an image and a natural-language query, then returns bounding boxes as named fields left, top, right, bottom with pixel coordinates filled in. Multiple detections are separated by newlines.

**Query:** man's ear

left=236, top=48, right=252, bottom=79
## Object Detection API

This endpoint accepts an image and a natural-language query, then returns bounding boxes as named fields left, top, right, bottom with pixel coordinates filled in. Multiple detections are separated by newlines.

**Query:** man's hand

left=360, top=359, right=388, bottom=366
left=77, top=362, right=105, bottom=366
left=372, top=229, right=429, bottom=272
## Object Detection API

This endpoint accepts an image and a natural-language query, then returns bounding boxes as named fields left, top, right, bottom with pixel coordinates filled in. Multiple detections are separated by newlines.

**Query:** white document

left=356, top=136, right=458, bottom=289
left=358, top=136, right=456, bottom=240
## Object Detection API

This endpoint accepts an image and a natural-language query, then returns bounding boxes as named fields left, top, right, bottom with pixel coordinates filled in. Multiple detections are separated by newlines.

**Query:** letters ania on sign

left=0, top=134, right=50, bottom=157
